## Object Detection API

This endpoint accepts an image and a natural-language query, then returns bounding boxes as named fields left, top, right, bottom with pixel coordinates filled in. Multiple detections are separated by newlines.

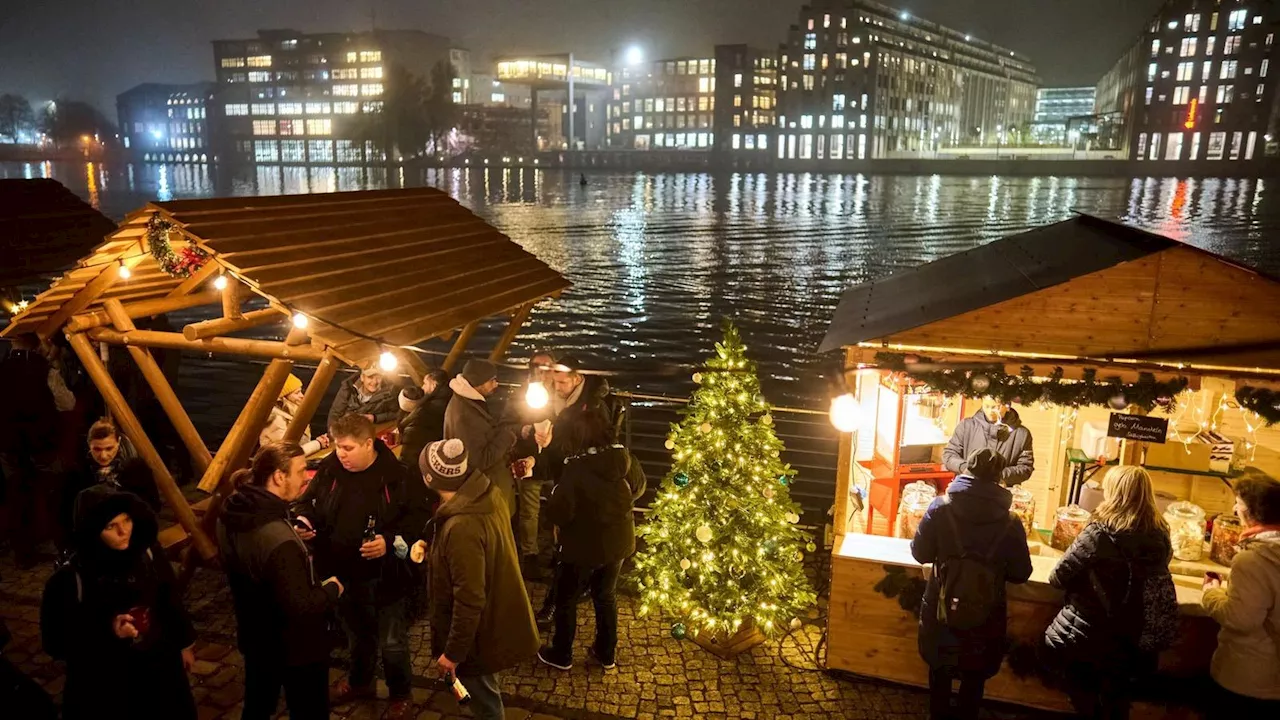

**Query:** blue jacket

left=911, top=475, right=1033, bottom=676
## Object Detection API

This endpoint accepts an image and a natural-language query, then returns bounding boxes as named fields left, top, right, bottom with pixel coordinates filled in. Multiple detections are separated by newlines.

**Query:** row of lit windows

left=252, top=139, right=374, bottom=163
left=168, top=122, right=201, bottom=136
left=330, top=83, right=383, bottom=97
left=1145, top=82, right=1265, bottom=105
left=235, top=101, right=364, bottom=116
left=251, top=119, right=333, bottom=136
left=619, top=96, right=716, bottom=113
left=331, top=67, right=383, bottom=80
left=1159, top=10, right=1258, bottom=37
left=496, top=61, right=609, bottom=83
left=729, top=133, right=771, bottom=150
left=1157, top=33, right=1254, bottom=59
left=167, top=107, right=207, bottom=120
left=621, top=76, right=718, bottom=96
left=633, top=132, right=714, bottom=149
left=167, top=137, right=203, bottom=150
left=627, top=114, right=713, bottom=131
left=1136, top=130, right=1256, bottom=161
left=777, top=132, right=869, bottom=160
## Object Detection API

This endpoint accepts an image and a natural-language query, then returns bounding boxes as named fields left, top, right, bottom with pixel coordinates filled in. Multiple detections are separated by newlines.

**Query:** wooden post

left=443, top=320, right=479, bottom=371
left=66, top=332, right=217, bottom=560
left=182, top=308, right=285, bottom=341
left=222, top=279, right=244, bottom=320
left=197, top=358, right=296, bottom=493
left=1120, top=406, right=1149, bottom=465
left=103, top=300, right=213, bottom=477
left=488, top=302, right=534, bottom=363
left=285, top=351, right=340, bottom=442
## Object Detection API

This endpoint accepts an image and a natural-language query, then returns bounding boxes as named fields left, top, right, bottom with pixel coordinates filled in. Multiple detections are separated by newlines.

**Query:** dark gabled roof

left=0, top=179, right=116, bottom=288
left=818, top=215, right=1182, bottom=354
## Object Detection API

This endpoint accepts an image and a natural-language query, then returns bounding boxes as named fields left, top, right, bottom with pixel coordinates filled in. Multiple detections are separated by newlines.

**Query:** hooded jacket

left=1202, top=529, right=1280, bottom=700
left=427, top=471, right=539, bottom=677
left=298, top=439, right=430, bottom=595
left=444, top=375, right=518, bottom=507
left=217, top=483, right=340, bottom=667
left=1044, top=521, right=1174, bottom=665
left=327, top=375, right=400, bottom=429
left=61, top=453, right=160, bottom=538
left=910, top=474, right=1033, bottom=677
left=40, top=486, right=196, bottom=720
left=399, top=382, right=452, bottom=484
left=943, top=409, right=1035, bottom=486
left=546, top=445, right=646, bottom=567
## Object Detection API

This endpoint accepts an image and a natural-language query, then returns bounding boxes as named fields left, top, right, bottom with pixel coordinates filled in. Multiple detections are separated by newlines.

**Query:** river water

left=4, top=161, right=1278, bottom=412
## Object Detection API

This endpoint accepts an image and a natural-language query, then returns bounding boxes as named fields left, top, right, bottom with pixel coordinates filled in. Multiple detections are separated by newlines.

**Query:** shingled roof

left=0, top=178, right=116, bottom=289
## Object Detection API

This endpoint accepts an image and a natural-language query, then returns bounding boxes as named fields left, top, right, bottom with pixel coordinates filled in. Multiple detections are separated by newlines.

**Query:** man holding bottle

left=296, top=413, right=430, bottom=720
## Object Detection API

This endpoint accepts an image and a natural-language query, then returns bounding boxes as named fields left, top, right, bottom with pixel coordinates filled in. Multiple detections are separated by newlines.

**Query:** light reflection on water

left=2, top=161, right=1276, bottom=407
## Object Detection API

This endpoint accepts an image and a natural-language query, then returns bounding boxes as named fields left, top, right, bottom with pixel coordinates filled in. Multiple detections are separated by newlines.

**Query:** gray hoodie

left=1203, top=529, right=1280, bottom=700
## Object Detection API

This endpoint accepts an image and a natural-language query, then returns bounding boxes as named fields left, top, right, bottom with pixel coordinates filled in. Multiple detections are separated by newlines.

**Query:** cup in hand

left=534, top=420, right=552, bottom=448
left=128, top=606, right=152, bottom=637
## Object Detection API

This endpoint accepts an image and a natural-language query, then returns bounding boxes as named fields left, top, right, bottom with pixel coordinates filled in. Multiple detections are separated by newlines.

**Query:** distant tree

left=0, top=94, right=35, bottom=143
left=424, top=61, right=459, bottom=155
left=41, top=100, right=115, bottom=146
left=352, top=64, right=433, bottom=160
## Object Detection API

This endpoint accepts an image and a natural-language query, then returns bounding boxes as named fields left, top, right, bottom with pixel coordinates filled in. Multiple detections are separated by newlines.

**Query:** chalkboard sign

left=1107, top=413, right=1169, bottom=444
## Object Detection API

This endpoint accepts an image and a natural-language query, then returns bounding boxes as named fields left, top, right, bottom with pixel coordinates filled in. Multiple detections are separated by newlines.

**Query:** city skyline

left=2, top=0, right=1165, bottom=115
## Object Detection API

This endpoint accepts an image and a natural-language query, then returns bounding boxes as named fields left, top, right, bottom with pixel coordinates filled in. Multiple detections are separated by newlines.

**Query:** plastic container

left=896, top=481, right=937, bottom=539
left=1050, top=505, right=1092, bottom=551
left=1209, top=513, right=1243, bottom=566
left=1011, top=485, right=1037, bottom=540
left=1165, top=501, right=1207, bottom=562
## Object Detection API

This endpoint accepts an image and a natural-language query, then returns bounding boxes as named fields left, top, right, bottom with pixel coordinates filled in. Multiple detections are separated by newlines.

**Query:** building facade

left=211, top=29, right=453, bottom=164
left=776, top=0, right=1039, bottom=160
left=1097, top=0, right=1279, bottom=161
left=117, top=83, right=217, bottom=162
left=1030, top=86, right=1097, bottom=144
left=608, top=56, right=717, bottom=150
left=713, top=45, right=778, bottom=156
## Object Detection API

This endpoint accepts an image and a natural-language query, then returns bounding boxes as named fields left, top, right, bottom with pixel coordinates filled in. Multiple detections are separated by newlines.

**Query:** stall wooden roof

left=1, top=188, right=570, bottom=363
left=820, top=214, right=1280, bottom=376
left=0, top=179, right=116, bottom=288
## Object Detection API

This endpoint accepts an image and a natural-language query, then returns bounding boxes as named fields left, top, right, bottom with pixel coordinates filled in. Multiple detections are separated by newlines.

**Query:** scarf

left=1240, top=524, right=1280, bottom=542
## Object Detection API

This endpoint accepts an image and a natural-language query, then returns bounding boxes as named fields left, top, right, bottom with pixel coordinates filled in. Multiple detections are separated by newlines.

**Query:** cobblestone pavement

left=0, top=551, right=1057, bottom=720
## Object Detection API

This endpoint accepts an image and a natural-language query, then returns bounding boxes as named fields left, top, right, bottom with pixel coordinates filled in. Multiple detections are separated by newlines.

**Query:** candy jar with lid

left=897, top=481, right=938, bottom=539
left=1010, top=485, right=1037, bottom=540
left=1051, top=505, right=1092, bottom=551
left=1209, top=513, right=1242, bottom=566
left=1164, top=501, right=1207, bottom=562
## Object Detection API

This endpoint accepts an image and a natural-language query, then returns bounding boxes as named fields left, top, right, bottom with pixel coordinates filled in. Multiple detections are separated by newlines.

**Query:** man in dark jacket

left=444, top=359, right=519, bottom=517
left=398, top=369, right=451, bottom=488
left=544, top=355, right=618, bottom=477
left=911, top=448, right=1033, bottom=720
left=60, top=419, right=160, bottom=551
left=218, top=442, right=345, bottom=720
left=943, top=397, right=1034, bottom=486
left=297, top=414, right=430, bottom=720
left=0, top=334, right=62, bottom=567
left=327, top=367, right=400, bottom=429
left=418, top=439, right=539, bottom=720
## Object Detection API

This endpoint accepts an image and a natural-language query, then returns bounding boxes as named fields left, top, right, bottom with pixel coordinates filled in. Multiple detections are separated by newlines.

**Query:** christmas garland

left=1235, top=386, right=1280, bottom=426
left=146, top=215, right=210, bottom=278
left=873, top=352, right=1189, bottom=412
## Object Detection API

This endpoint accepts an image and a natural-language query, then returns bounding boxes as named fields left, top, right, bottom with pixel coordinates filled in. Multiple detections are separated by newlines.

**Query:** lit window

left=224, top=103, right=249, bottom=116
left=1145, top=86, right=1153, bottom=105
left=491, top=92, right=505, bottom=103
left=254, top=140, right=278, bottom=162
left=804, top=33, right=817, bottom=50
left=305, top=102, right=331, bottom=114
left=1224, top=36, right=1242, bottom=54
left=634, top=115, right=644, bottom=129
left=1198, top=85, right=1209, bottom=104
left=832, top=115, right=845, bottom=129
left=1150, top=39, right=1160, bottom=57
left=332, top=68, right=358, bottom=80
left=1228, top=9, right=1247, bottom=31
left=277, top=120, right=303, bottom=136
left=1263, top=59, right=1270, bottom=77
left=1206, top=36, right=1217, bottom=56
left=307, top=140, right=334, bottom=162
left=1221, top=60, right=1239, bottom=79
left=1217, top=84, right=1234, bottom=103
left=1211, top=12, right=1219, bottom=31
left=1148, top=63, right=1157, bottom=82
left=278, top=102, right=303, bottom=114
left=1203, top=60, right=1214, bottom=80
left=698, top=77, right=711, bottom=93
left=833, top=94, right=846, bottom=111
left=333, top=84, right=359, bottom=97
left=1180, top=37, right=1198, bottom=57
left=1177, top=62, right=1194, bottom=81
left=732, top=133, right=741, bottom=149
left=451, top=92, right=461, bottom=103
left=221, top=57, right=246, bottom=68
left=734, top=73, right=743, bottom=88
left=800, top=114, right=813, bottom=129
left=252, top=120, right=276, bottom=136
left=655, top=99, right=665, bottom=113
left=360, top=66, right=383, bottom=79
left=359, top=50, right=382, bottom=62
left=823, top=13, right=830, bottom=28
left=248, top=71, right=271, bottom=83
left=281, top=140, right=305, bottom=161
left=1258, top=83, right=1267, bottom=99
left=251, top=103, right=275, bottom=116
left=835, top=53, right=847, bottom=69
left=1185, top=13, right=1201, bottom=32
left=734, top=95, right=742, bottom=108
left=1173, top=86, right=1190, bottom=105
left=305, top=119, right=332, bottom=135
left=803, top=54, right=816, bottom=70
left=247, top=55, right=272, bottom=67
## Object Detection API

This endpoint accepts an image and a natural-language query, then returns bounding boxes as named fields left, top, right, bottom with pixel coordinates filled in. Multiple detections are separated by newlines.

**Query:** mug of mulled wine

left=128, top=606, right=152, bottom=638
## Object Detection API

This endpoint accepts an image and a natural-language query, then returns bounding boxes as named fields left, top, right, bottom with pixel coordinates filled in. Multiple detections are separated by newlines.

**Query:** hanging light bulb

left=829, top=393, right=861, bottom=433
left=292, top=312, right=309, bottom=329
left=213, top=275, right=229, bottom=291
left=526, top=380, right=550, bottom=409
left=117, top=260, right=131, bottom=280
left=379, top=350, right=399, bottom=372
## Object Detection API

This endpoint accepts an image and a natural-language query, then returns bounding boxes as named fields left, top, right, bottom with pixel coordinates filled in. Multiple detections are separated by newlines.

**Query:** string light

left=378, top=350, right=399, bottom=372
left=291, top=312, right=309, bottom=329
left=117, top=260, right=131, bottom=280
left=526, top=380, right=550, bottom=409
left=213, top=275, right=229, bottom=291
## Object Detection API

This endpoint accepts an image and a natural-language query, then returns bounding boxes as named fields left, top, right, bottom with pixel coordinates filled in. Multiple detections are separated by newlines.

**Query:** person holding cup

left=40, top=485, right=196, bottom=720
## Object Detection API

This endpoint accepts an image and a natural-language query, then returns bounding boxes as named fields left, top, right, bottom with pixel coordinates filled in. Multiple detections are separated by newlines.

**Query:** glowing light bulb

left=526, top=380, right=550, bottom=409
left=292, top=313, right=309, bottom=329
left=213, top=275, right=229, bottom=291
left=829, top=393, right=862, bottom=433
left=379, top=351, right=399, bottom=372
left=117, top=263, right=132, bottom=279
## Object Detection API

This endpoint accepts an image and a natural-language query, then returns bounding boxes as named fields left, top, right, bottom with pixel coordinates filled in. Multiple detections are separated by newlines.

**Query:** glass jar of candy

left=1011, top=485, right=1037, bottom=540
left=1209, top=513, right=1242, bottom=566
left=1164, top=501, right=1207, bottom=562
left=896, top=481, right=938, bottom=539
left=1051, top=505, right=1092, bottom=551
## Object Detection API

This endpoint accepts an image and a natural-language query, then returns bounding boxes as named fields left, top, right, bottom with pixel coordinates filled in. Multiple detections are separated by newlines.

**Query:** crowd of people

left=2, top=346, right=644, bottom=720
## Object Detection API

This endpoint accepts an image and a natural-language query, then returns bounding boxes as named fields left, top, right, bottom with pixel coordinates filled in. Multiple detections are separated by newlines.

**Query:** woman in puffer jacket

left=1044, top=466, right=1174, bottom=719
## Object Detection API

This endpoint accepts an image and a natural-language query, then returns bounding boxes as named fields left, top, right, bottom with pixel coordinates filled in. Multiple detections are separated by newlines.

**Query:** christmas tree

left=633, top=321, right=816, bottom=640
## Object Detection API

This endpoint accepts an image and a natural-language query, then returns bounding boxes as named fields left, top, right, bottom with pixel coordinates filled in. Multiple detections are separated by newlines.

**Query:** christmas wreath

left=146, top=215, right=210, bottom=278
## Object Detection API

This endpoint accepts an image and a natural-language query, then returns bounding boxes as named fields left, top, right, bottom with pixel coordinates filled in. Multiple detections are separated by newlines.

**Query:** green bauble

left=671, top=622, right=687, bottom=640
left=806, top=542, right=817, bottom=553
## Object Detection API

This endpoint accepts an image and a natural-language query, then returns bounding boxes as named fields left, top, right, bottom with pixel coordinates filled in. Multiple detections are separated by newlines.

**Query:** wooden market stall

left=818, top=214, right=1280, bottom=713
left=0, top=187, right=569, bottom=566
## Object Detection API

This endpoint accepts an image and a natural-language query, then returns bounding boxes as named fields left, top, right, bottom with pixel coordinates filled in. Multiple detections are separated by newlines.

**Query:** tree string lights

left=632, top=320, right=815, bottom=639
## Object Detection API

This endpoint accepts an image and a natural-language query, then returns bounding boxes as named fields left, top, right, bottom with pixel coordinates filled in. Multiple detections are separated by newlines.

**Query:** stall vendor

left=943, top=397, right=1034, bottom=486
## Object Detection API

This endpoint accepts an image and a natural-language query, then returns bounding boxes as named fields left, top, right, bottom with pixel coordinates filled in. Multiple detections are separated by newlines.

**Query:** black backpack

left=1088, top=535, right=1179, bottom=653
left=935, top=497, right=1017, bottom=631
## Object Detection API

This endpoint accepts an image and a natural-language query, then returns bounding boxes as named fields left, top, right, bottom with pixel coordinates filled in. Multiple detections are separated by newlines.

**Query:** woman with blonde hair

left=1044, top=465, right=1178, bottom=719
left=259, top=374, right=328, bottom=455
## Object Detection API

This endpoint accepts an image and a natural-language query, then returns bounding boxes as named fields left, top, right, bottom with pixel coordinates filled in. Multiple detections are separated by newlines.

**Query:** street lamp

left=625, top=46, right=644, bottom=66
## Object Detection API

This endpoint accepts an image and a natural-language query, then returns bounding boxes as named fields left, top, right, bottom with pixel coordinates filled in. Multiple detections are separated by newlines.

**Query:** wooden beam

left=285, top=351, right=340, bottom=442
left=66, top=291, right=222, bottom=333
left=88, top=327, right=327, bottom=363
left=182, top=307, right=285, bottom=341
left=36, top=252, right=142, bottom=338
left=222, top=278, right=244, bottom=320
left=398, top=348, right=431, bottom=385
left=66, top=332, right=217, bottom=560
left=166, top=260, right=221, bottom=298
left=197, top=358, right=296, bottom=493
left=443, top=320, right=479, bottom=371
left=103, top=300, right=214, bottom=478
left=488, top=302, right=534, bottom=363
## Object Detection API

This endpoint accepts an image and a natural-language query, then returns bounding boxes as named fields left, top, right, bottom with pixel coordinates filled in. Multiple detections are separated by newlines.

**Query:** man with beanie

left=417, top=439, right=539, bottom=720
left=399, top=369, right=451, bottom=488
left=445, top=359, right=520, bottom=516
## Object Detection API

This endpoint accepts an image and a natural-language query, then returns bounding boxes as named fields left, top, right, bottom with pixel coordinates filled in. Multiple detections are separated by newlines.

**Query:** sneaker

left=328, top=679, right=375, bottom=706
left=537, top=646, right=573, bottom=671
left=535, top=603, right=555, bottom=629
left=587, top=647, right=616, bottom=671
left=384, top=698, right=413, bottom=719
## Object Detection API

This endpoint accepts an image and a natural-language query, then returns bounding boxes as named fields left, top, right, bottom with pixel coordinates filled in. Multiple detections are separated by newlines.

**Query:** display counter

left=827, top=533, right=1220, bottom=713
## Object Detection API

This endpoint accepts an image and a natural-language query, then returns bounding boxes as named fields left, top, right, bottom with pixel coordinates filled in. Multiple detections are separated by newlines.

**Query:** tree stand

left=691, top=618, right=767, bottom=659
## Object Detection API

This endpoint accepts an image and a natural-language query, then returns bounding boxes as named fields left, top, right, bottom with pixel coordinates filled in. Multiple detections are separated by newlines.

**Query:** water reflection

left=2, top=161, right=1277, bottom=404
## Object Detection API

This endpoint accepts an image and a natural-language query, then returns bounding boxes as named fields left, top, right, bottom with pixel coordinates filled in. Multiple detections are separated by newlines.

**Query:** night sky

left=1, top=0, right=1165, bottom=114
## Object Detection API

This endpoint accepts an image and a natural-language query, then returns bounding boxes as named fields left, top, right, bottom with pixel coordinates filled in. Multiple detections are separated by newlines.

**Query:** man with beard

left=943, top=397, right=1034, bottom=487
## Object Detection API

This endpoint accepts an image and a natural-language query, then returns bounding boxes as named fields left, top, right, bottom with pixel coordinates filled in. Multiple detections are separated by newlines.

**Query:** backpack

left=935, top=497, right=1017, bottom=631
left=1088, top=536, right=1178, bottom=653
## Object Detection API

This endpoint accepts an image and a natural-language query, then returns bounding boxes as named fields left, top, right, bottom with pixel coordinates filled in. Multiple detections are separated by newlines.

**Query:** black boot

left=536, top=601, right=555, bottom=629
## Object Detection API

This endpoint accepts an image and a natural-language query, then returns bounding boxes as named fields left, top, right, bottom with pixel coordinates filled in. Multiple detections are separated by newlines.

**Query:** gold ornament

left=696, top=525, right=713, bottom=543
left=762, top=414, right=773, bottom=426
left=692, top=372, right=703, bottom=384
left=680, top=558, right=692, bottom=570
left=699, top=422, right=712, bottom=434
left=763, top=486, right=776, bottom=499
left=664, top=438, right=675, bottom=450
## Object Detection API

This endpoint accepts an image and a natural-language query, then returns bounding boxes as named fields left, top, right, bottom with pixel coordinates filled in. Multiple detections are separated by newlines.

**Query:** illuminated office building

left=117, top=83, right=216, bottom=163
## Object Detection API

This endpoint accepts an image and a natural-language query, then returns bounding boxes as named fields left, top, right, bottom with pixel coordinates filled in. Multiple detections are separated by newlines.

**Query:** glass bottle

left=1051, top=505, right=1092, bottom=551
left=1209, top=513, right=1242, bottom=566
left=1164, top=501, right=1207, bottom=562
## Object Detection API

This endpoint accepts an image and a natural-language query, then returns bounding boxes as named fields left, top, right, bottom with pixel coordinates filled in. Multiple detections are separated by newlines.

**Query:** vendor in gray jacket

left=327, top=367, right=400, bottom=429
left=444, top=359, right=520, bottom=516
left=943, top=397, right=1034, bottom=487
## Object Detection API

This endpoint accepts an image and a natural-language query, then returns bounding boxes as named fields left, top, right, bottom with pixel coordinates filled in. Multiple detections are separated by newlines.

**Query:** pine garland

left=1235, top=386, right=1280, bottom=426
left=146, top=215, right=210, bottom=279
